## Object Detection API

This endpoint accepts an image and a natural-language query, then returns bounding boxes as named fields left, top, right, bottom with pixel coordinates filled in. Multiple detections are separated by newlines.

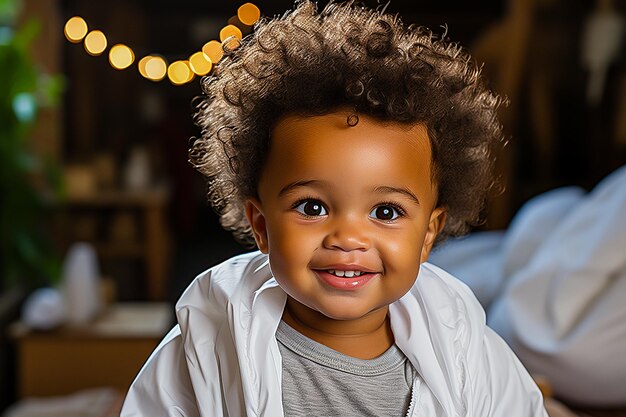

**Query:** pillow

left=501, top=186, right=585, bottom=279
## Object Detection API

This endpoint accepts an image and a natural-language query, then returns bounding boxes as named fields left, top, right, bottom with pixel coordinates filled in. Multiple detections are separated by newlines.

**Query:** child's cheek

left=266, top=219, right=319, bottom=267
left=376, top=225, right=428, bottom=277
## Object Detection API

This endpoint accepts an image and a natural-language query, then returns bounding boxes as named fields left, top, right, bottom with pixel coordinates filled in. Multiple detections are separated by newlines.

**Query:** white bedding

left=430, top=165, right=626, bottom=407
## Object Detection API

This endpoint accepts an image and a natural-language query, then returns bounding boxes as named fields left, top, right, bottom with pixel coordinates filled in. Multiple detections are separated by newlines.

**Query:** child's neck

left=281, top=297, right=394, bottom=360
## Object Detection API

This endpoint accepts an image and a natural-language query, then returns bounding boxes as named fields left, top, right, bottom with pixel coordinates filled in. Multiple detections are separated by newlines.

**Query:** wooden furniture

left=62, top=186, right=171, bottom=301
left=10, top=302, right=172, bottom=398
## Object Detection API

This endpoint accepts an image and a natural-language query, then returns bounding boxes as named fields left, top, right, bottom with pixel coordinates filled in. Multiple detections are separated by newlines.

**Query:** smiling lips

left=314, top=267, right=379, bottom=290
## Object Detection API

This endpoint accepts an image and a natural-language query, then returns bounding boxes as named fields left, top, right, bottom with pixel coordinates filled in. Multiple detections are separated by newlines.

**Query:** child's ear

left=245, top=197, right=269, bottom=254
left=420, top=207, right=446, bottom=263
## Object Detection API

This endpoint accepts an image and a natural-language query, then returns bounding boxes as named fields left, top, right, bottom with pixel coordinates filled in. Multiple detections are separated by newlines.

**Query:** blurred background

left=1, top=0, right=626, bottom=415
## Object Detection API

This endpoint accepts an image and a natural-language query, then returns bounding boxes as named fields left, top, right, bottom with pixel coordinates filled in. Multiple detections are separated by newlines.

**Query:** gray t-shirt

left=276, top=320, right=417, bottom=417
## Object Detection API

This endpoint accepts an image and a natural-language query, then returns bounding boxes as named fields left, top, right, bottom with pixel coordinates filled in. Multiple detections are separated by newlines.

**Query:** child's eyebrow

left=373, top=186, right=420, bottom=206
left=278, top=180, right=328, bottom=197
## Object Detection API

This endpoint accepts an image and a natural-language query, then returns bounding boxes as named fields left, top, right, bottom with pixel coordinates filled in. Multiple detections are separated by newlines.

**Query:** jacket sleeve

left=471, top=326, right=548, bottom=417
left=120, top=325, right=201, bottom=417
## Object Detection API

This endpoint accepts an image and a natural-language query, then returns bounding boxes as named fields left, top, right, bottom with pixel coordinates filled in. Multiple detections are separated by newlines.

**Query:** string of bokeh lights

left=63, top=3, right=261, bottom=86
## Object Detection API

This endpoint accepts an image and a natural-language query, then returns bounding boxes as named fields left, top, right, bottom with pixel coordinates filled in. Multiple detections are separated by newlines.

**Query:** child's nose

left=322, top=217, right=371, bottom=252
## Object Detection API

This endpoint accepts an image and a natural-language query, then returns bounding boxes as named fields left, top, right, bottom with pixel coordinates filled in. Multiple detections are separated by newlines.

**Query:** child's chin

left=315, top=303, right=384, bottom=322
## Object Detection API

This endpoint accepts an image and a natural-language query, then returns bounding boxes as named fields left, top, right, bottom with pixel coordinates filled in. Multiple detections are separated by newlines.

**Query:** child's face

left=245, top=111, right=445, bottom=321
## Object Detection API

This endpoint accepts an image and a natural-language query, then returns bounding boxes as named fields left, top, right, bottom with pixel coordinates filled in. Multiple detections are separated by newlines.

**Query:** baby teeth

left=327, top=270, right=362, bottom=277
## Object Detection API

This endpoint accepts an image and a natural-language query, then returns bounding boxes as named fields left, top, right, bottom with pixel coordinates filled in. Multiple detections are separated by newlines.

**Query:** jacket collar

left=177, top=253, right=468, bottom=416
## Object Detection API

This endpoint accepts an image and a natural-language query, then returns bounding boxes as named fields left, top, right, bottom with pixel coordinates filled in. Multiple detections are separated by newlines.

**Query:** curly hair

left=190, top=0, right=505, bottom=246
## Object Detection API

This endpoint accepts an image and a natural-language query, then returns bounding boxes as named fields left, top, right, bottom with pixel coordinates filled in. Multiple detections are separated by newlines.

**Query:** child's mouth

left=314, top=269, right=377, bottom=290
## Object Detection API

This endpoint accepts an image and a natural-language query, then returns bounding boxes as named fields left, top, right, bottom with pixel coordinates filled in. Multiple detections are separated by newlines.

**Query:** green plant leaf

left=0, top=0, right=62, bottom=291
left=0, top=0, right=21, bottom=25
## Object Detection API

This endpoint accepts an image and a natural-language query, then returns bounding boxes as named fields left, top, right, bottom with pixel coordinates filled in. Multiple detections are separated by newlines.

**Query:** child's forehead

left=265, top=110, right=434, bottom=175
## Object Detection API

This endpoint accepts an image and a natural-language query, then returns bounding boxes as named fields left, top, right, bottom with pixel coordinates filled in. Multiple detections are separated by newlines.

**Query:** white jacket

left=121, top=252, right=547, bottom=417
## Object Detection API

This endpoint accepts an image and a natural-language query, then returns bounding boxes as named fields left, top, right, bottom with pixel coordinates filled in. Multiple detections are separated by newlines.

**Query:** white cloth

left=430, top=165, right=626, bottom=406
left=121, top=252, right=546, bottom=417
left=489, top=165, right=626, bottom=406
left=428, top=186, right=586, bottom=309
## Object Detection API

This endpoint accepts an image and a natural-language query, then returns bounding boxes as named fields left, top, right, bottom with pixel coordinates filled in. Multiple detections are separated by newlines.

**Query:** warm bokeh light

left=185, top=64, right=195, bottom=83
left=189, top=52, right=212, bottom=76
left=65, top=5, right=259, bottom=85
left=84, top=30, right=107, bottom=56
left=238, top=3, right=260, bottom=26
left=167, top=60, right=192, bottom=85
left=109, top=44, right=135, bottom=70
left=146, top=57, right=167, bottom=81
left=138, top=55, right=167, bottom=81
left=64, top=16, right=88, bottom=43
left=138, top=56, right=151, bottom=78
left=219, top=24, right=242, bottom=42
left=202, top=40, right=223, bottom=64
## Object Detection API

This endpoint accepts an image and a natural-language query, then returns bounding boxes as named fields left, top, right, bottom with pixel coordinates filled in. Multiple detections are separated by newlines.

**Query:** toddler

left=122, top=1, right=548, bottom=416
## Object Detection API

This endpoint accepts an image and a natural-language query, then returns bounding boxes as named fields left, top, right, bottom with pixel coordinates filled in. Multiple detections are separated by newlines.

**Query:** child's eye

left=369, top=204, right=403, bottom=221
left=294, top=200, right=328, bottom=217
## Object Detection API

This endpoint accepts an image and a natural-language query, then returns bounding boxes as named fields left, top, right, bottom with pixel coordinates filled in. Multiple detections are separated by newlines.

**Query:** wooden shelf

left=10, top=303, right=173, bottom=398
left=64, top=185, right=169, bottom=207
left=59, top=186, right=171, bottom=301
